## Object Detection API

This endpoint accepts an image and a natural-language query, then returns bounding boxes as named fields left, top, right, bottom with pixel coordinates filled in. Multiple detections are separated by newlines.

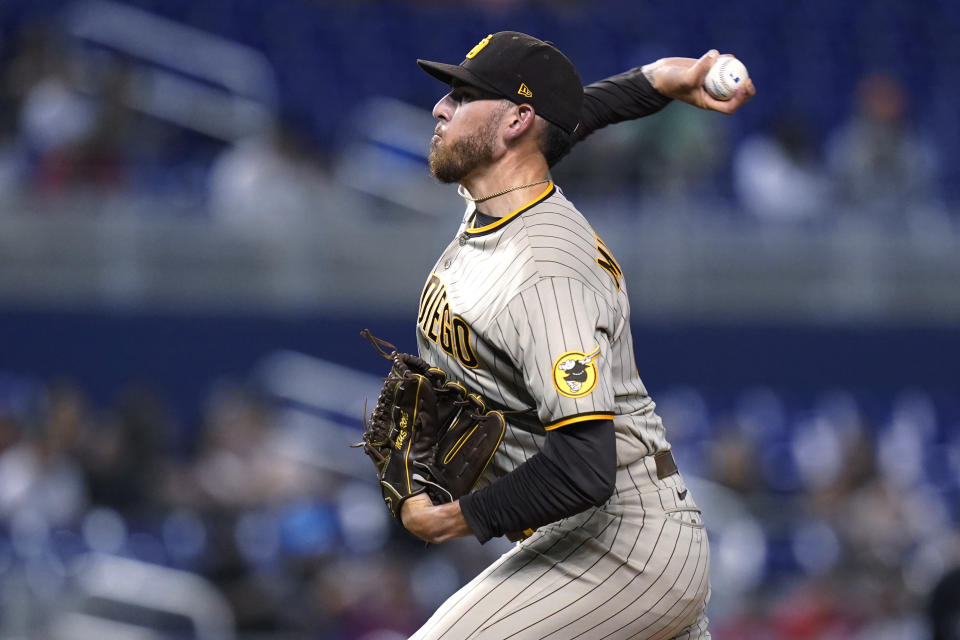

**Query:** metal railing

left=1, top=192, right=958, bottom=324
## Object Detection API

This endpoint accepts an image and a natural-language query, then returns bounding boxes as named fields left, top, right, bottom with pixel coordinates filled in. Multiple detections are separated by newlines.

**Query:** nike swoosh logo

left=678, top=489, right=688, bottom=501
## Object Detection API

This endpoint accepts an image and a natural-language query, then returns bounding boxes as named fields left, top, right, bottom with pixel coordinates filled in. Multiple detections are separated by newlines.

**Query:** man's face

left=429, top=83, right=507, bottom=184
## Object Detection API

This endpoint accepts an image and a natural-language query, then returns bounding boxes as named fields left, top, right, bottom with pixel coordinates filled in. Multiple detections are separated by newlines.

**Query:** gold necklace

left=457, top=179, right=550, bottom=203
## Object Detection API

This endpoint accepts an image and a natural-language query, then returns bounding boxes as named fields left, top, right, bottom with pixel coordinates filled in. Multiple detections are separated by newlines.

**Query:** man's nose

left=432, top=92, right=454, bottom=121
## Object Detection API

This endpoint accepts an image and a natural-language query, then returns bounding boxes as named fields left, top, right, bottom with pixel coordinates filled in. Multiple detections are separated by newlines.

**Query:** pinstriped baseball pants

left=410, top=455, right=711, bottom=640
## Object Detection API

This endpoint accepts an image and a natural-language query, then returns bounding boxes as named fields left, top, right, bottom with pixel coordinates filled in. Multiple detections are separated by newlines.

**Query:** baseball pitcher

left=356, top=31, right=754, bottom=640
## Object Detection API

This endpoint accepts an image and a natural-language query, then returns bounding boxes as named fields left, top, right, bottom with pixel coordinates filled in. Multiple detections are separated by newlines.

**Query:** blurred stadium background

left=0, top=0, right=959, bottom=638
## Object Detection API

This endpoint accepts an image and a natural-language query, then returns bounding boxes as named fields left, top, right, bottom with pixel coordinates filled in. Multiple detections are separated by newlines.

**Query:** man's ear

left=503, top=104, right=536, bottom=142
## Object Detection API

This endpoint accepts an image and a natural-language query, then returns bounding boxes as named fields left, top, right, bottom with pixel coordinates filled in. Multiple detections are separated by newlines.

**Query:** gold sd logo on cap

left=466, top=34, right=493, bottom=59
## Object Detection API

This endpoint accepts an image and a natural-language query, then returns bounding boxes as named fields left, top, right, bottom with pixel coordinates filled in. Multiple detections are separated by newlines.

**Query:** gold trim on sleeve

left=544, top=413, right=615, bottom=431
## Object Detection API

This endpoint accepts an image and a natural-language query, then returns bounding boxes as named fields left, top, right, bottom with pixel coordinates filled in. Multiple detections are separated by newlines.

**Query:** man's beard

left=428, top=111, right=500, bottom=184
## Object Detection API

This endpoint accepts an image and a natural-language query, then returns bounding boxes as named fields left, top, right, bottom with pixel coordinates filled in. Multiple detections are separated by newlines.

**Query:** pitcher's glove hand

left=354, top=330, right=506, bottom=521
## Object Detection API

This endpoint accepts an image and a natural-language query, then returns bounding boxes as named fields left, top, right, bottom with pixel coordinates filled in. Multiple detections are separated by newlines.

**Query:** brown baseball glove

left=354, top=330, right=505, bottom=522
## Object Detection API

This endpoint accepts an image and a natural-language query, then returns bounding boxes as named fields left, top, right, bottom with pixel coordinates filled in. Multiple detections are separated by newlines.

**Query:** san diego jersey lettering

left=418, top=273, right=479, bottom=368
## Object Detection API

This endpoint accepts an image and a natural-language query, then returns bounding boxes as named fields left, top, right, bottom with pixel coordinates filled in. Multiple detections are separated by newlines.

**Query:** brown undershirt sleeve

left=578, top=66, right=673, bottom=141
left=460, top=418, right=616, bottom=544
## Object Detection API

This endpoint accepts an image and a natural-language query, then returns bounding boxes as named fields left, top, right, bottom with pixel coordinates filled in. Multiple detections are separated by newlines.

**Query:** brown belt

left=654, top=450, right=679, bottom=480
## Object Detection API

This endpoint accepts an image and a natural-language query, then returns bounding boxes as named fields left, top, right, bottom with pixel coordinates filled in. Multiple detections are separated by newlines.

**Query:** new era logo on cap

left=417, top=31, right=583, bottom=135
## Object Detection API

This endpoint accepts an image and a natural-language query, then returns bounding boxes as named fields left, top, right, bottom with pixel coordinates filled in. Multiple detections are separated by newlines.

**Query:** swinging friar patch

left=552, top=346, right=601, bottom=398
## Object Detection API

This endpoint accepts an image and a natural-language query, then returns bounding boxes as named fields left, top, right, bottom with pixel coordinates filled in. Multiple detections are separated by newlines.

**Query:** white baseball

left=704, top=57, right=749, bottom=101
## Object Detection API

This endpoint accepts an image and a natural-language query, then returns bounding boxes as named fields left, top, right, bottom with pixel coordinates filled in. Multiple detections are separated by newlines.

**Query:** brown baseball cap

left=417, top=31, right=583, bottom=135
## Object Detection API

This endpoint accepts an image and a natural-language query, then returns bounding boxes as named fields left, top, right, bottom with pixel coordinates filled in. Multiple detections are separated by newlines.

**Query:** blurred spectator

left=552, top=102, right=729, bottom=212
left=825, top=71, right=942, bottom=226
left=733, top=113, right=829, bottom=224
left=0, top=375, right=34, bottom=457
left=154, top=381, right=335, bottom=631
left=0, top=413, right=19, bottom=457
left=767, top=575, right=862, bottom=640
left=1, top=23, right=133, bottom=203
left=207, top=113, right=337, bottom=231
left=711, top=421, right=760, bottom=488
left=304, top=556, right=424, bottom=639
left=0, top=380, right=89, bottom=526
left=0, top=22, right=57, bottom=206
left=625, top=103, right=731, bottom=207
left=929, top=564, right=960, bottom=640
left=162, top=381, right=316, bottom=509
left=81, top=384, right=166, bottom=518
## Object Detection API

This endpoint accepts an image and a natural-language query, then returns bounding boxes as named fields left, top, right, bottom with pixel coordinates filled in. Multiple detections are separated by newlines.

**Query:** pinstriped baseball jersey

left=416, top=182, right=670, bottom=488
left=412, top=182, right=711, bottom=640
